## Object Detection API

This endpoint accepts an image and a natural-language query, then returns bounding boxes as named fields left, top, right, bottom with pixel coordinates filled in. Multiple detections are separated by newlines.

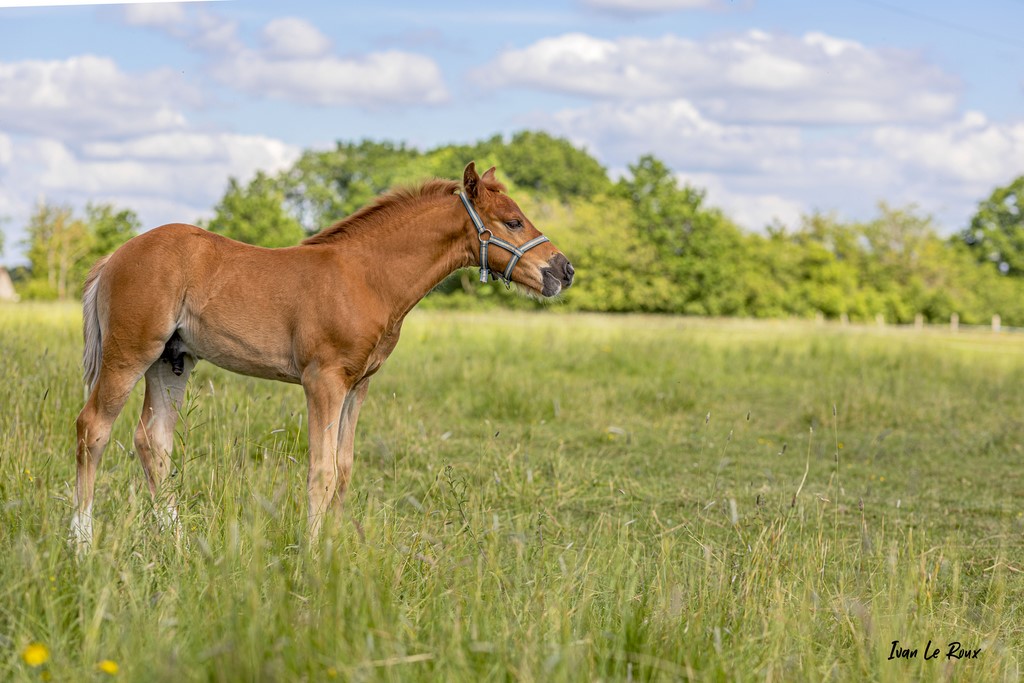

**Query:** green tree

left=490, top=131, right=612, bottom=200
left=961, top=175, right=1024, bottom=275
left=23, top=202, right=92, bottom=300
left=532, top=194, right=672, bottom=313
left=205, top=172, right=305, bottom=247
left=791, top=213, right=872, bottom=320
left=740, top=225, right=804, bottom=318
left=280, top=141, right=422, bottom=231
left=275, top=133, right=613, bottom=232
left=621, top=155, right=747, bottom=315
left=86, top=203, right=140, bottom=260
left=20, top=201, right=142, bottom=300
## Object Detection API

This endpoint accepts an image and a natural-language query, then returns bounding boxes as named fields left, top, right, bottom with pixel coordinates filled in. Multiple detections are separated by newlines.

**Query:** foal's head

left=462, top=162, right=574, bottom=298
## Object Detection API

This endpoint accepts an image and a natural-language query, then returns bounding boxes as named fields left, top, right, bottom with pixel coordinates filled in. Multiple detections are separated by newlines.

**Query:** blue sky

left=1, top=0, right=1023, bottom=265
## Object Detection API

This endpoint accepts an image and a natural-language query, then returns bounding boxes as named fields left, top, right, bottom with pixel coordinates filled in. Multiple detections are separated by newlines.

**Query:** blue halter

left=458, top=192, right=550, bottom=288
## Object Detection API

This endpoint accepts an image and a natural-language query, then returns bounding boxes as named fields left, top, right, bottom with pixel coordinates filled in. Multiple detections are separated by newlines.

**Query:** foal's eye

left=504, top=219, right=523, bottom=230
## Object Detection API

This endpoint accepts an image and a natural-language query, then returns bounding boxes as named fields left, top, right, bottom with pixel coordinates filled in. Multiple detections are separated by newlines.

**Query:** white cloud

left=119, top=4, right=241, bottom=54
left=15, top=132, right=298, bottom=205
left=479, top=33, right=685, bottom=99
left=0, top=130, right=300, bottom=259
left=803, top=32, right=861, bottom=58
left=0, top=55, right=198, bottom=139
left=872, top=112, right=1024, bottom=192
left=9, top=0, right=209, bottom=6
left=118, top=8, right=449, bottom=107
left=679, top=172, right=805, bottom=230
left=552, top=99, right=800, bottom=172
left=80, top=132, right=300, bottom=174
left=582, top=0, right=721, bottom=12
left=120, top=2, right=186, bottom=28
left=0, top=133, right=11, bottom=166
left=9, top=0, right=212, bottom=5
left=189, top=10, right=242, bottom=54
left=544, top=97, right=1023, bottom=233
left=212, top=49, right=450, bottom=107
left=479, top=30, right=960, bottom=125
left=261, top=17, right=332, bottom=59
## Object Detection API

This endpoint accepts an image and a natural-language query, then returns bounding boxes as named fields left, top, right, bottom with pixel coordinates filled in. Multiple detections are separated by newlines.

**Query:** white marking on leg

left=157, top=504, right=178, bottom=530
left=70, top=503, right=93, bottom=550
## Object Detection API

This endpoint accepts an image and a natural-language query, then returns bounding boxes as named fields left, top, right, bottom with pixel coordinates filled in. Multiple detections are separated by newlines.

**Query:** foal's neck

left=343, top=193, right=475, bottom=323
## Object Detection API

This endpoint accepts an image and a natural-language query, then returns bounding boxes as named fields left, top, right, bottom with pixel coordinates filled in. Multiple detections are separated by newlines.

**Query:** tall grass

left=1, top=304, right=1021, bottom=681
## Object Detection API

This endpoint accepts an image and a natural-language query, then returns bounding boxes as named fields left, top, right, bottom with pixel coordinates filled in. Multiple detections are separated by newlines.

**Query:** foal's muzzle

left=541, top=254, right=575, bottom=297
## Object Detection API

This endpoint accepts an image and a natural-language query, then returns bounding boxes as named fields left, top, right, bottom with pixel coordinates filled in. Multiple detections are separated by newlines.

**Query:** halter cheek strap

left=458, top=192, right=549, bottom=288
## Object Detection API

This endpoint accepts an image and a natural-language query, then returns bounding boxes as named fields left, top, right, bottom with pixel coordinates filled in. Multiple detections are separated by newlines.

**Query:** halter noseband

left=458, top=192, right=550, bottom=288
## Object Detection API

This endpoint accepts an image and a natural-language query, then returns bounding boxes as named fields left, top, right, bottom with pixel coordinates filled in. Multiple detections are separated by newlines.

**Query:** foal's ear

left=463, top=162, right=480, bottom=198
left=481, top=166, right=497, bottom=182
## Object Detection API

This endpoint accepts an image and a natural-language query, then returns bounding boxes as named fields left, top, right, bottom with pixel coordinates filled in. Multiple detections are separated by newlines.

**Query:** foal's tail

left=82, top=255, right=110, bottom=394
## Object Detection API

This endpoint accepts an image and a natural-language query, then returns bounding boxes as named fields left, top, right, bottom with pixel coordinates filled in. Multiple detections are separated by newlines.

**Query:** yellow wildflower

left=97, top=659, right=120, bottom=675
left=22, top=642, right=50, bottom=667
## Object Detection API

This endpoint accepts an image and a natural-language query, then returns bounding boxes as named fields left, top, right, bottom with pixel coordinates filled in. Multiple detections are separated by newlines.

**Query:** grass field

left=1, top=303, right=1022, bottom=682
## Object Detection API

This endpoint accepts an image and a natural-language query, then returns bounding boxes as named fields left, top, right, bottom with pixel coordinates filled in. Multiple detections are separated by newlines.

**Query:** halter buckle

left=477, top=229, right=492, bottom=282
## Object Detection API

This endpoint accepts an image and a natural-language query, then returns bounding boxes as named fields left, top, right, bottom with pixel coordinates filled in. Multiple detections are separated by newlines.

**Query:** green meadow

left=1, top=303, right=1022, bottom=681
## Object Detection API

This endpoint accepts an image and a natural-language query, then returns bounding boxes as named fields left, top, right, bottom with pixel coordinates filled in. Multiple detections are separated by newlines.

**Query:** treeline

left=11, top=132, right=1024, bottom=325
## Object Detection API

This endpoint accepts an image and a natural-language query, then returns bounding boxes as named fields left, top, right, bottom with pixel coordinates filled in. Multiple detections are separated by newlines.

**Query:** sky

left=1, top=0, right=1023, bottom=266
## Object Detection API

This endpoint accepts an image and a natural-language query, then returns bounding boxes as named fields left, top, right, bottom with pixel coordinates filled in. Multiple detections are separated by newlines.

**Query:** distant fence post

left=875, top=313, right=885, bottom=327
left=815, top=311, right=824, bottom=325
left=992, top=314, right=1001, bottom=333
left=951, top=313, right=959, bottom=333
left=914, top=313, right=923, bottom=330
left=840, top=313, right=849, bottom=326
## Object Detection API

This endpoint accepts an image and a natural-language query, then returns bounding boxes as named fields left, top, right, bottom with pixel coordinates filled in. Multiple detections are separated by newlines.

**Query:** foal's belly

left=176, top=320, right=302, bottom=384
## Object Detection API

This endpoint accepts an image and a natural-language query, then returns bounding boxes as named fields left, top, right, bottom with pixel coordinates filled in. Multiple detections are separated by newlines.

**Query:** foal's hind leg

left=73, top=341, right=167, bottom=551
left=331, top=378, right=370, bottom=515
left=134, top=353, right=195, bottom=531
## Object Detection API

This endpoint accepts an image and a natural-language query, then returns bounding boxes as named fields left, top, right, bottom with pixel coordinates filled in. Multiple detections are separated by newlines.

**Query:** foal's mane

left=302, top=179, right=462, bottom=245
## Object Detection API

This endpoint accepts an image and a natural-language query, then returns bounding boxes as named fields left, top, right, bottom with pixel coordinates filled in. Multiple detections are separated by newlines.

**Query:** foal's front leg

left=302, top=367, right=350, bottom=540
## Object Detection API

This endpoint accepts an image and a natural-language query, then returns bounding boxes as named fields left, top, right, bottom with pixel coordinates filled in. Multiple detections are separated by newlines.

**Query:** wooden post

left=840, top=313, right=849, bottom=326
left=914, top=313, right=923, bottom=330
left=815, top=311, right=824, bottom=325
left=875, top=313, right=885, bottom=327
left=992, top=314, right=1001, bottom=333
left=951, top=313, right=959, bottom=333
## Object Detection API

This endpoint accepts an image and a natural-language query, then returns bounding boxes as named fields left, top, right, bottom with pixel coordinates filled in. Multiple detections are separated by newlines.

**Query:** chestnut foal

left=71, top=163, right=574, bottom=549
